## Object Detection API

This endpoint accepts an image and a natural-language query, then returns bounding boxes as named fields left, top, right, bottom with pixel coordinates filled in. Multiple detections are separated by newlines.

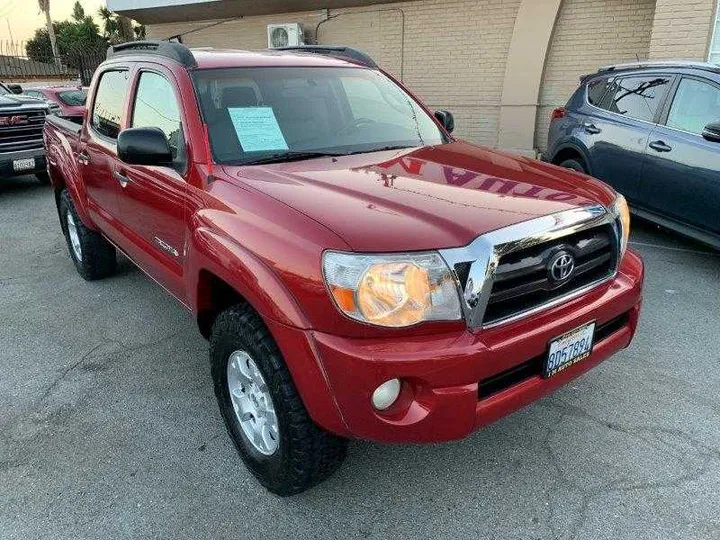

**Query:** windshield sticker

left=228, top=107, right=289, bottom=152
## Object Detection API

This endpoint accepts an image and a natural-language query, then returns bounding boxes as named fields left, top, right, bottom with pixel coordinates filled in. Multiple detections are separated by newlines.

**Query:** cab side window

left=666, top=78, right=720, bottom=135
left=131, top=71, right=185, bottom=169
left=91, top=70, right=129, bottom=139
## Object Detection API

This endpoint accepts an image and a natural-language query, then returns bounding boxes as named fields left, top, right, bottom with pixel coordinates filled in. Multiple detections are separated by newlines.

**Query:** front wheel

left=210, top=304, right=347, bottom=496
left=559, top=158, right=587, bottom=174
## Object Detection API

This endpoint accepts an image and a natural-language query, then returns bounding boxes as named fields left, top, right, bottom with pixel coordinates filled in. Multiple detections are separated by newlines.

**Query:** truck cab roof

left=105, top=41, right=377, bottom=71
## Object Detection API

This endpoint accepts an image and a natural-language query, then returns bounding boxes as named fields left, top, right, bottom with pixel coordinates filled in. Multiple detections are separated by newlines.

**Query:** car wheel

left=59, top=189, right=117, bottom=281
left=210, top=303, right=347, bottom=496
left=559, top=158, right=587, bottom=174
left=36, top=172, right=50, bottom=184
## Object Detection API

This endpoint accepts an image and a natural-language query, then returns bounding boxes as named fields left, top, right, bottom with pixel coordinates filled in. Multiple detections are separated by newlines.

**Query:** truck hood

left=227, top=141, right=616, bottom=252
left=0, top=93, right=48, bottom=109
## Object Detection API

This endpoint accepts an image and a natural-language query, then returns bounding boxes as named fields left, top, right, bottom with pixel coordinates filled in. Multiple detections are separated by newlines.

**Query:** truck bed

left=44, top=113, right=84, bottom=191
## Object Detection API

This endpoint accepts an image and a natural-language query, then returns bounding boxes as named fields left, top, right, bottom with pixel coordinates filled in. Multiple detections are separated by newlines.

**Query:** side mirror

left=7, top=84, right=22, bottom=94
left=117, top=127, right=172, bottom=165
left=434, top=110, right=454, bottom=133
left=701, top=121, right=720, bottom=143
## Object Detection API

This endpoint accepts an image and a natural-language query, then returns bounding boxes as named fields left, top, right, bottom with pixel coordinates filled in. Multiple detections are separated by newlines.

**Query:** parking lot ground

left=1, top=175, right=719, bottom=540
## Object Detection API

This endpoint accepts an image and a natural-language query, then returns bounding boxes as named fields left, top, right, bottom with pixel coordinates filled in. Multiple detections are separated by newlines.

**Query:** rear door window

left=602, top=75, right=671, bottom=123
left=91, top=70, right=129, bottom=139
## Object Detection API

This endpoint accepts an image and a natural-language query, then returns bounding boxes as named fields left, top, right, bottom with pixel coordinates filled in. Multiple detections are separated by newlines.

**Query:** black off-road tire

left=36, top=171, right=51, bottom=184
left=559, top=158, right=588, bottom=174
left=59, top=189, right=117, bottom=281
left=210, top=303, right=347, bottom=496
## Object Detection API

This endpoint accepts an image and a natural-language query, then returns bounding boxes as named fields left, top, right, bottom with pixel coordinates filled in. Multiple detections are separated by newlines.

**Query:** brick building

left=108, top=0, right=720, bottom=156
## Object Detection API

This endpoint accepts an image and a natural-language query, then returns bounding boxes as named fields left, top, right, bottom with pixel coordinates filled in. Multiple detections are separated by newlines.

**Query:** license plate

left=13, top=158, right=35, bottom=172
left=544, top=322, right=596, bottom=378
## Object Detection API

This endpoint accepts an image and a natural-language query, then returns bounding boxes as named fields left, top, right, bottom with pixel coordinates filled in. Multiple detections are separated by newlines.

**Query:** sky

left=0, top=0, right=105, bottom=43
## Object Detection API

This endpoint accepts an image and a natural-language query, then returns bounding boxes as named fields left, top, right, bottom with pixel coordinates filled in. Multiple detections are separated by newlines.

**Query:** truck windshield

left=193, top=67, right=446, bottom=165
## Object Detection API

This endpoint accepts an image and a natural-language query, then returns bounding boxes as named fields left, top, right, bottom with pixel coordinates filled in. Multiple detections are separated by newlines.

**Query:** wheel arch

left=48, top=161, right=97, bottom=231
left=189, top=227, right=311, bottom=338
left=549, top=143, right=593, bottom=174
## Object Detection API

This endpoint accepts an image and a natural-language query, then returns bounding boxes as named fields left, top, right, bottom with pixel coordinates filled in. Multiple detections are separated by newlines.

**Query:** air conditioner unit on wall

left=267, top=23, right=305, bottom=48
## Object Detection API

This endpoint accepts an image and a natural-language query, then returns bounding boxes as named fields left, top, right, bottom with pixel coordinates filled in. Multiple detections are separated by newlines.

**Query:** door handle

left=649, top=140, right=672, bottom=153
left=113, top=171, right=130, bottom=187
left=583, top=122, right=601, bottom=135
left=77, top=152, right=90, bottom=165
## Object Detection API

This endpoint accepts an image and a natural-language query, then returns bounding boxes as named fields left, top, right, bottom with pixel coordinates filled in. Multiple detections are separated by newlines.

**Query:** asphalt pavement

left=1, top=175, right=719, bottom=540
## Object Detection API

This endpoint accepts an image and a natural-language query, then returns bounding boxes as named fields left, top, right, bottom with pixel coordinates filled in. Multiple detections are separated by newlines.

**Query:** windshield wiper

left=237, top=146, right=417, bottom=165
left=342, top=145, right=417, bottom=156
left=238, top=151, right=344, bottom=166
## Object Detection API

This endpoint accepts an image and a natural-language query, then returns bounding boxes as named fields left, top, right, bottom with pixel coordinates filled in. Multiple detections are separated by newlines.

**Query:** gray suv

left=544, top=61, right=720, bottom=249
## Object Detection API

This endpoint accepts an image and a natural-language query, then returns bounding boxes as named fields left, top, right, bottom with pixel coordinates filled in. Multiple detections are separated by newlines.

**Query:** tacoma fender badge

left=153, top=236, right=179, bottom=257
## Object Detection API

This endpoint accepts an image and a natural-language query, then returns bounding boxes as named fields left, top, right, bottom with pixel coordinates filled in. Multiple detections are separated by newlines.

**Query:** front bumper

left=0, top=147, right=47, bottom=178
left=271, top=249, right=644, bottom=443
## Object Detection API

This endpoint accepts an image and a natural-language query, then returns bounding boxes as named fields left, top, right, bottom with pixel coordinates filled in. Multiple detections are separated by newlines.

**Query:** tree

left=98, top=6, right=143, bottom=44
left=25, top=14, right=106, bottom=68
left=25, top=3, right=142, bottom=64
left=37, top=0, right=60, bottom=66
left=71, top=1, right=85, bottom=22
left=26, top=23, right=65, bottom=62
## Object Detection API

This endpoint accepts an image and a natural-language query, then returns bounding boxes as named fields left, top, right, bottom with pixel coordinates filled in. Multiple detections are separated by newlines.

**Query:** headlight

left=322, top=251, right=462, bottom=327
left=610, top=194, right=631, bottom=257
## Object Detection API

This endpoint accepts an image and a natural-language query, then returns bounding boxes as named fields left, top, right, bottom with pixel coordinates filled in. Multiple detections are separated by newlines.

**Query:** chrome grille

left=482, top=225, right=616, bottom=325
left=0, top=109, right=46, bottom=152
left=439, top=205, right=622, bottom=330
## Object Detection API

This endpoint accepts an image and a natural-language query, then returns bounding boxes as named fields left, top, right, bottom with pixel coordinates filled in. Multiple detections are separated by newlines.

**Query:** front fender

left=188, top=227, right=310, bottom=328
left=187, top=228, right=350, bottom=435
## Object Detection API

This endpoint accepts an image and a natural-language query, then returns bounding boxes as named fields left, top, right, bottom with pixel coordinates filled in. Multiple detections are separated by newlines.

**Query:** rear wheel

left=210, top=303, right=347, bottom=496
left=559, top=158, right=587, bottom=174
left=59, top=190, right=117, bottom=280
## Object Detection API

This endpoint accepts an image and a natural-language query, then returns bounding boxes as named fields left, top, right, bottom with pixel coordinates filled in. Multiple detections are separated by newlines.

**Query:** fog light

left=371, top=379, right=401, bottom=410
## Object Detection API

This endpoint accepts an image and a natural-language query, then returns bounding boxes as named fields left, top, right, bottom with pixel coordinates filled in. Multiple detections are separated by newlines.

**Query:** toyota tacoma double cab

left=1, top=82, right=53, bottom=182
left=44, top=41, right=644, bottom=495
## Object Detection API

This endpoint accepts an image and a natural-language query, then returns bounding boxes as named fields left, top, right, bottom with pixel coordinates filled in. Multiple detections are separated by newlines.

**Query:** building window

left=711, top=4, right=720, bottom=63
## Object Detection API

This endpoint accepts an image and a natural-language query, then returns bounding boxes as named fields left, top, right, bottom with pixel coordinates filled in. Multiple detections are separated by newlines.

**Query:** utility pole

left=6, top=18, right=14, bottom=54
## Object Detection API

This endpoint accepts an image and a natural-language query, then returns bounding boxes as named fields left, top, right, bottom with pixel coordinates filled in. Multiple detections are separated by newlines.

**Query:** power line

left=0, top=0, right=20, bottom=19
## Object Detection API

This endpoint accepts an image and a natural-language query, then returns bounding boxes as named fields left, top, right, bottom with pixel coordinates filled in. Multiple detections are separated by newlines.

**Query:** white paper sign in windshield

left=228, top=107, right=289, bottom=152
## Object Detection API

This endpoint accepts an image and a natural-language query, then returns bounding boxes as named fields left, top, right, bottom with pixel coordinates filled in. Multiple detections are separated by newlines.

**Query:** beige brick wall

left=534, top=0, right=656, bottom=152
left=145, top=0, right=717, bottom=153
left=146, top=12, right=326, bottom=49
left=147, top=0, right=523, bottom=146
left=648, top=0, right=718, bottom=61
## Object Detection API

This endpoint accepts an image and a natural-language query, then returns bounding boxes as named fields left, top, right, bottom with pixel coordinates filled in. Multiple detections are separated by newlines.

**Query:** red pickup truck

left=44, top=41, right=644, bottom=495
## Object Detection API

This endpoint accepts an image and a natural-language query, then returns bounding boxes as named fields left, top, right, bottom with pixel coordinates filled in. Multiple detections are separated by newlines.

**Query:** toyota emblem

left=548, top=251, right=575, bottom=282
